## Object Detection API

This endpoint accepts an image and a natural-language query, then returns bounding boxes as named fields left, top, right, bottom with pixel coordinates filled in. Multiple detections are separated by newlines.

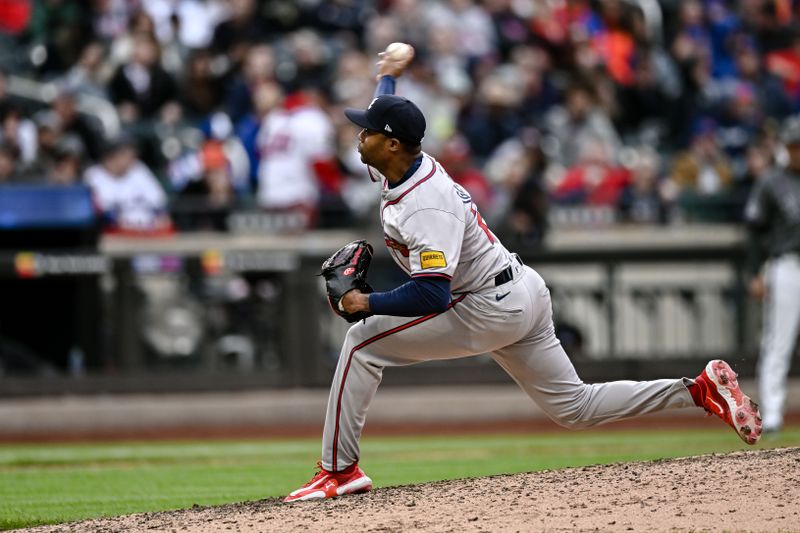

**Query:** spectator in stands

left=459, top=72, right=525, bottom=161
left=51, top=87, right=102, bottom=161
left=107, top=9, right=158, bottom=72
left=25, top=110, right=62, bottom=179
left=766, top=26, right=800, bottom=110
left=331, top=48, right=375, bottom=108
left=171, top=135, right=236, bottom=232
left=705, top=0, right=742, bottom=79
left=421, top=18, right=470, bottom=107
left=169, top=111, right=250, bottom=196
left=24, top=0, right=92, bottom=74
left=494, top=127, right=550, bottom=247
left=21, top=130, right=86, bottom=186
left=223, top=44, right=276, bottom=123
left=0, top=0, right=31, bottom=37
left=61, top=40, right=111, bottom=100
left=91, top=0, right=138, bottom=42
left=287, top=30, right=333, bottom=92
left=589, top=0, right=637, bottom=87
left=671, top=0, right=712, bottom=70
left=0, top=68, right=8, bottom=110
left=742, top=0, right=795, bottom=53
left=142, top=0, right=225, bottom=51
left=667, top=117, right=735, bottom=221
left=383, top=0, right=431, bottom=52
left=669, top=0, right=717, bottom=147
left=710, top=37, right=789, bottom=165
left=616, top=48, right=679, bottom=142
left=617, top=147, right=667, bottom=224
left=484, top=0, right=530, bottom=60
left=0, top=105, right=36, bottom=168
left=143, top=12, right=188, bottom=79
left=530, top=0, right=599, bottom=59
left=109, top=31, right=180, bottom=124
left=552, top=136, right=631, bottom=206
left=235, top=80, right=283, bottom=192
left=335, top=119, right=380, bottom=225
left=181, top=48, right=226, bottom=120
left=669, top=118, right=732, bottom=192
left=256, top=83, right=345, bottom=229
left=48, top=136, right=85, bottom=186
left=543, top=78, right=622, bottom=169
left=438, top=0, right=496, bottom=62
left=395, top=47, right=462, bottom=156
left=0, top=142, right=21, bottom=183
left=438, top=134, right=494, bottom=214
left=210, top=0, right=266, bottom=66
left=513, top=44, right=560, bottom=125
left=83, top=135, right=171, bottom=233
left=729, top=35, right=792, bottom=120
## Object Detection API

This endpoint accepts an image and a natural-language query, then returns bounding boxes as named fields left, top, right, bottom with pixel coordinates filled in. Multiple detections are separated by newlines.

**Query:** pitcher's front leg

left=321, top=319, right=386, bottom=472
left=319, top=295, right=502, bottom=471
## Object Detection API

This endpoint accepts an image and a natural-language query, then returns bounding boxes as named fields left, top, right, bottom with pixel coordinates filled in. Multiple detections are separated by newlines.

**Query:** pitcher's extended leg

left=492, top=269, right=694, bottom=429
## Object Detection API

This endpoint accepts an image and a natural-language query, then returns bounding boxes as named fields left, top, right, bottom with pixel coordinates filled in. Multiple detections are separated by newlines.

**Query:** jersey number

left=262, top=133, right=291, bottom=156
left=470, top=205, right=495, bottom=244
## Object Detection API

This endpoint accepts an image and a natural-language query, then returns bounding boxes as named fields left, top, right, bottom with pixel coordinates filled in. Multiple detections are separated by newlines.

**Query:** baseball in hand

left=383, top=42, right=414, bottom=61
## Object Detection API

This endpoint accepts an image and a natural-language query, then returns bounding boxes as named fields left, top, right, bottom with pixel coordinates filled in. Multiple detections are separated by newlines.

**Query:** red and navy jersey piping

left=382, top=157, right=437, bottom=211
left=411, top=272, right=452, bottom=281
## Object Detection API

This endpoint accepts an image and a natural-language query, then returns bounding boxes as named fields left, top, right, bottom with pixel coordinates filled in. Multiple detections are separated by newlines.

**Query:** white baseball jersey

left=256, top=105, right=334, bottom=208
left=84, top=161, right=167, bottom=230
left=369, top=153, right=513, bottom=293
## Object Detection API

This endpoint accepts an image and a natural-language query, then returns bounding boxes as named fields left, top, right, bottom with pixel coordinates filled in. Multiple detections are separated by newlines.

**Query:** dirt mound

left=18, top=447, right=800, bottom=533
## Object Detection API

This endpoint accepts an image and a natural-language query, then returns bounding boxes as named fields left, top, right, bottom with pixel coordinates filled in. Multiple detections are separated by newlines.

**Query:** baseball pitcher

left=284, top=43, right=762, bottom=503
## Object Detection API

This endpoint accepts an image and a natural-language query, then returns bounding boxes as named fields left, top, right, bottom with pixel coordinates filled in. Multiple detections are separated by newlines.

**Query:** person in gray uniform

left=745, top=118, right=800, bottom=434
left=284, top=44, right=763, bottom=503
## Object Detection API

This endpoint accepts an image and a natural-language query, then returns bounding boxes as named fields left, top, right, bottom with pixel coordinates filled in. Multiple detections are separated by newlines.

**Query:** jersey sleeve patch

left=420, top=250, right=447, bottom=269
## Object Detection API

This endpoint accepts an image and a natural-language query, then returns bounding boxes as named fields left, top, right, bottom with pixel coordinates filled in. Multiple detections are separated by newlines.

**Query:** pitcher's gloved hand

left=320, top=240, right=374, bottom=323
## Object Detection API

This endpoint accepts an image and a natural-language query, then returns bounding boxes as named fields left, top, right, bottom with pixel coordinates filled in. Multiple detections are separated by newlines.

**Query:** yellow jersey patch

left=420, top=250, right=447, bottom=269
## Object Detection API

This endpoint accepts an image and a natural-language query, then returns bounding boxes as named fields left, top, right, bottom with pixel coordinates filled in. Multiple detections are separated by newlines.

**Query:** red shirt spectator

left=554, top=162, right=631, bottom=205
left=553, top=138, right=631, bottom=205
left=766, top=32, right=800, bottom=105
left=0, top=0, right=31, bottom=35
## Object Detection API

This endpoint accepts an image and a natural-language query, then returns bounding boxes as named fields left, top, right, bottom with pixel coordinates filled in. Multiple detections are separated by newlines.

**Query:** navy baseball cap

left=345, top=95, right=426, bottom=147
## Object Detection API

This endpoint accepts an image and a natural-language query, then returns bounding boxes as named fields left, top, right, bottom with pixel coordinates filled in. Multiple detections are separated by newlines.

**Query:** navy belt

left=494, top=255, right=523, bottom=286
left=494, top=265, right=514, bottom=286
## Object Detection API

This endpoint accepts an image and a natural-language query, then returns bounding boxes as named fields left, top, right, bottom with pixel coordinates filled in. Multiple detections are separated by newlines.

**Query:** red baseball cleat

left=283, top=462, right=373, bottom=503
left=693, top=360, right=762, bottom=445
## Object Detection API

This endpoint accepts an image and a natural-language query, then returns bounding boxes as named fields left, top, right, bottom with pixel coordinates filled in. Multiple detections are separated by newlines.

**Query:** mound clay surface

left=19, top=447, right=800, bottom=533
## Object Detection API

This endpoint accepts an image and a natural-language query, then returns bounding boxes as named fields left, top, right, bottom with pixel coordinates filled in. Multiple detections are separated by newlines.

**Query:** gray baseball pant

left=321, top=264, right=695, bottom=471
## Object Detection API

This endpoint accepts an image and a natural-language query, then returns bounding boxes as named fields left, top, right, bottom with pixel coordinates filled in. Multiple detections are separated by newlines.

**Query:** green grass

left=1, top=426, right=799, bottom=530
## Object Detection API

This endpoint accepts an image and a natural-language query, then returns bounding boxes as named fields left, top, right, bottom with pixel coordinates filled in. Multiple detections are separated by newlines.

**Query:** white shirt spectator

left=84, top=160, right=168, bottom=231
left=0, top=113, right=37, bottom=164
left=256, top=101, right=335, bottom=209
left=143, top=0, right=227, bottom=48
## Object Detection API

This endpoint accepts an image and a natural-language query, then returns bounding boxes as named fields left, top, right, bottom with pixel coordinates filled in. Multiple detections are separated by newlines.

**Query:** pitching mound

left=20, top=447, right=800, bottom=532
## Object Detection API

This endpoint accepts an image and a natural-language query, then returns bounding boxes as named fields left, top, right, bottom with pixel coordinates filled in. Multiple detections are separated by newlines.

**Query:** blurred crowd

left=1, top=0, right=800, bottom=244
